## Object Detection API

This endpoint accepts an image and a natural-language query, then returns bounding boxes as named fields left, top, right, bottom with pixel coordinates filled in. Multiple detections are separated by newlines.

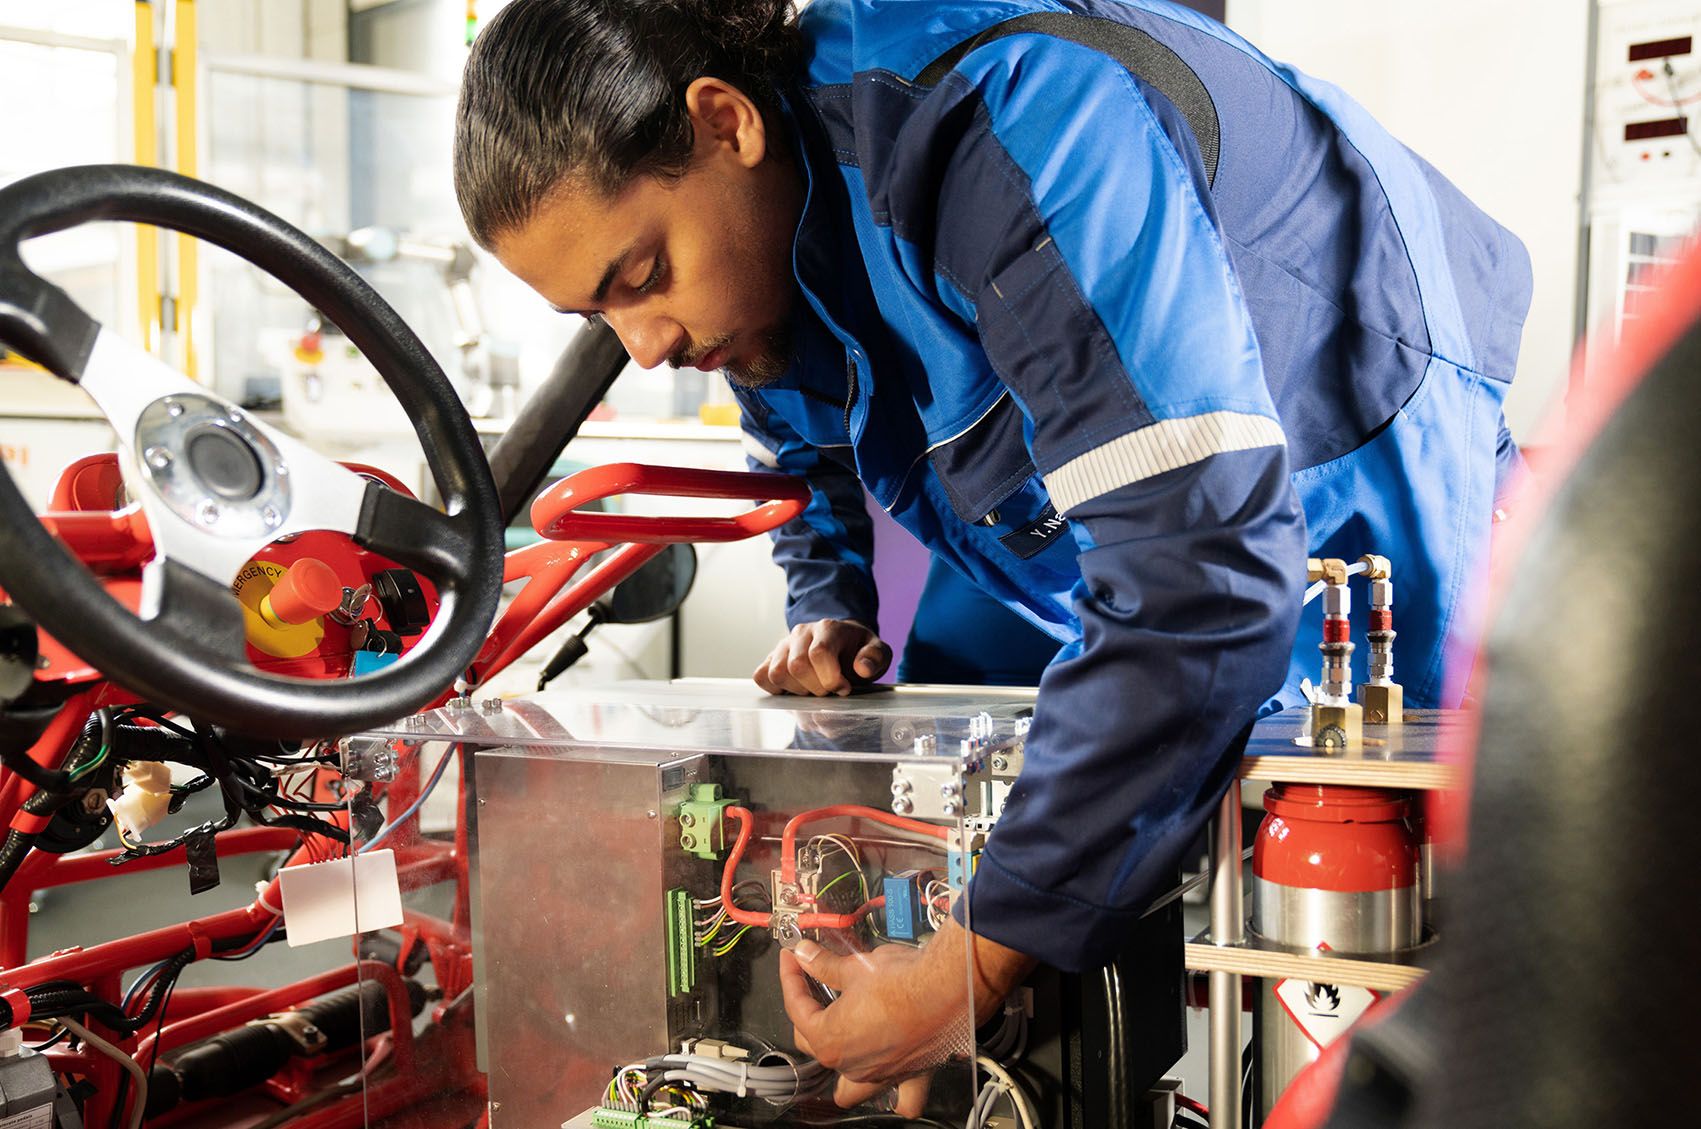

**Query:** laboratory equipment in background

left=274, top=227, right=518, bottom=444
left=1581, top=0, right=1701, bottom=381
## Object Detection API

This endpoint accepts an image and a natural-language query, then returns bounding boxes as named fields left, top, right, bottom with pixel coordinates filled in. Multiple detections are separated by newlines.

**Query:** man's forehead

left=499, top=179, right=657, bottom=305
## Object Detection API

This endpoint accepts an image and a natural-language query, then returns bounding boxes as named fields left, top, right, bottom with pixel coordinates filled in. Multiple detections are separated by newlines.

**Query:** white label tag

left=277, top=849, right=404, bottom=947
left=0, top=1102, right=54, bottom=1129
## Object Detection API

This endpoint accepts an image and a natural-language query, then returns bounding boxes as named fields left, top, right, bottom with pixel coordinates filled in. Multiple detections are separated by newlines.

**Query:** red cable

left=779, top=805, right=952, bottom=884
left=720, top=807, right=773, bottom=927
left=797, top=897, right=886, bottom=930
left=1178, top=1095, right=1210, bottom=1118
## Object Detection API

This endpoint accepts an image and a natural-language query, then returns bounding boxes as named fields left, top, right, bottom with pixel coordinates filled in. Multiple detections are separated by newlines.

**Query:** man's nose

left=604, top=308, right=684, bottom=370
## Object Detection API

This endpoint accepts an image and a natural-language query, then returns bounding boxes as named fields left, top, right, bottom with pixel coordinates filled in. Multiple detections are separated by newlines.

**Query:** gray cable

left=60, top=1018, right=146, bottom=1129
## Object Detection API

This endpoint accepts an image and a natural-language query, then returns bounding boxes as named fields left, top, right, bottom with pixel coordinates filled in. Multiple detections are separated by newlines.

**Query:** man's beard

left=723, top=324, right=794, bottom=389
left=671, top=322, right=795, bottom=390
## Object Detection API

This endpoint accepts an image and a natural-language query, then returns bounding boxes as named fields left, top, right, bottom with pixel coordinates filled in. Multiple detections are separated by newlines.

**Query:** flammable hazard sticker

left=1272, top=976, right=1382, bottom=1050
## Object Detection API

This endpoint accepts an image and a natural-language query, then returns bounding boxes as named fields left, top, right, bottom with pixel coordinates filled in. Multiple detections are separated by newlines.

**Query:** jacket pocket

left=927, top=392, right=1036, bottom=522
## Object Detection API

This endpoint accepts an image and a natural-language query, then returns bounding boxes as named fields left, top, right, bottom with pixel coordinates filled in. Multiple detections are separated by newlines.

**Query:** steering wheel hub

left=136, top=393, right=289, bottom=538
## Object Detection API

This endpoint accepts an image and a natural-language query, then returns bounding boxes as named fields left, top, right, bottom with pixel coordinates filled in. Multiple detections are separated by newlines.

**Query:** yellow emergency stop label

left=232, top=559, right=326, bottom=659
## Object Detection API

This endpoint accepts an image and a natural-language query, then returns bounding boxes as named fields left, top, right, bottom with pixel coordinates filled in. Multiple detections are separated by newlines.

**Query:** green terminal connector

left=677, top=783, right=735, bottom=860
left=590, top=1109, right=713, bottom=1129
left=664, top=887, right=696, bottom=998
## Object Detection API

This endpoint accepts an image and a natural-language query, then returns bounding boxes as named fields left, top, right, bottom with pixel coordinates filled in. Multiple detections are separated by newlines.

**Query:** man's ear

left=684, top=76, right=768, bottom=168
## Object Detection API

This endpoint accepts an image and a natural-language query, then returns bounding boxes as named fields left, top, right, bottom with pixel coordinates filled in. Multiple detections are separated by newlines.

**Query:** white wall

left=1225, top=0, right=1592, bottom=439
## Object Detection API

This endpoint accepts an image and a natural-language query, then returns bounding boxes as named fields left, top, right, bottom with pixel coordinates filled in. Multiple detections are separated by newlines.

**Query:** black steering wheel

left=0, top=165, right=504, bottom=739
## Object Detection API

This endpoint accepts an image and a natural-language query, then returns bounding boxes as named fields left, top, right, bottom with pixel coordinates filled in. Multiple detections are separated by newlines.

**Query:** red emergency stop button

left=261, top=559, right=343, bottom=627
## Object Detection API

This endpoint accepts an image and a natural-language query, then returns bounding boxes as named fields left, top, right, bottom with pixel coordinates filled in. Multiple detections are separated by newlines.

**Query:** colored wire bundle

left=635, top=1051, right=830, bottom=1111
left=361, top=743, right=458, bottom=854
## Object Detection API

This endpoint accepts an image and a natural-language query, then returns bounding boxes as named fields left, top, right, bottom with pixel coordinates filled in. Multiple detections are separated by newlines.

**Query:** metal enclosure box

left=371, top=679, right=1185, bottom=1128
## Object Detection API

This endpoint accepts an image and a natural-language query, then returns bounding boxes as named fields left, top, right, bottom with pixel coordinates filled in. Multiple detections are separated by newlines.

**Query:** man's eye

left=634, top=256, right=665, bottom=295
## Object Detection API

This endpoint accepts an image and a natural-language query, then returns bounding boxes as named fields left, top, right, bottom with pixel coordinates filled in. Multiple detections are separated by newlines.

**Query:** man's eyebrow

left=547, top=242, right=638, bottom=316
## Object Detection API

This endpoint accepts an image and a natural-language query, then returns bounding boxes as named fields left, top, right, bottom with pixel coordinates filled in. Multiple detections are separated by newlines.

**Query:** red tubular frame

left=0, top=460, right=812, bottom=1127
left=469, top=464, right=809, bottom=687
left=529, top=462, right=811, bottom=544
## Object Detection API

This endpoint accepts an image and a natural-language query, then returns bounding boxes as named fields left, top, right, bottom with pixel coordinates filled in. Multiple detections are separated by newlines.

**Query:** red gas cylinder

left=1251, top=784, right=1420, bottom=1115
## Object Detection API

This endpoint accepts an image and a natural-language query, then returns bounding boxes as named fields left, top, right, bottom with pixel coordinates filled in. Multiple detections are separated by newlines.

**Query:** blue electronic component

left=352, top=650, right=400, bottom=676
left=883, top=875, right=919, bottom=941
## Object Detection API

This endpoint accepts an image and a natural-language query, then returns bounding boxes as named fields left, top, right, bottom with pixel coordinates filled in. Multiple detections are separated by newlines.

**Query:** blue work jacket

left=734, top=0, right=1532, bottom=971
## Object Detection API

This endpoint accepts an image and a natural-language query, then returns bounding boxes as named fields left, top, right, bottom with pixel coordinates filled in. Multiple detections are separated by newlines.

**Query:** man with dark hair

left=455, top=0, right=1530, bottom=1112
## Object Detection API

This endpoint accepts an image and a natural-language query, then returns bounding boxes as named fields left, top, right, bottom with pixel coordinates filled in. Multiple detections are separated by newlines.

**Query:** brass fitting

left=1308, top=557, right=1351, bottom=585
left=1360, top=682, right=1404, bottom=726
left=1358, top=554, right=1392, bottom=581
left=1309, top=701, right=1364, bottom=749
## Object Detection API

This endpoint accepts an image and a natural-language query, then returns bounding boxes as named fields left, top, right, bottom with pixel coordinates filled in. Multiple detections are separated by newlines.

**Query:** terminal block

left=664, top=887, right=696, bottom=998
left=678, top=783, right=735, bottom=859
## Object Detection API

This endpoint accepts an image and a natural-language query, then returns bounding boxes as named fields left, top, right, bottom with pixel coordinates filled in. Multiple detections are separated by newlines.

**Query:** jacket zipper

left=843, top=352, right=858, bottom=438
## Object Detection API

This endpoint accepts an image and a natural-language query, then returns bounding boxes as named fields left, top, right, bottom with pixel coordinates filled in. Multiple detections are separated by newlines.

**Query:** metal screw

left=941, top=801, right=959, bottom=816
left=144, top=446, right=173, bottom=471
left=164, top=399, right=183, bottom=418
left=991, top=755, right=1009, bottom=772
left=892, top=723, right=912, bottom=743
left=82, top=790, right=108, bottom=815
left=646, top=810, right=658, bottom=819
left=939, top=783, right=960, bottom=798
left=779, top=883, right=798, bottom=903
left=681, top=834, right=697, bottom=850
left=892, top=797, right=914, bottom=815
left=229, top=409, right=244, bottom=424
left=478, top=697, right=503, bottom=715
left=477, top=797, right=487, bottom=807
left=36, top=656, right=50, bottom=670
left=679, top=812, right=696, bottom=827
left=197, top=500, right=221, bottom=525
left=276, top=462, right=290, bottom=478
left=891, top=778, right=912, bottom=795
left=490, top=1103, right=501, bottom=1114
left=262, top=504, right=282, bottom=528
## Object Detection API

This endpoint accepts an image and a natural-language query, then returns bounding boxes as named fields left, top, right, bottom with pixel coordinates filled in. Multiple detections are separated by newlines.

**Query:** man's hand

left=752, top=619, right=891, bottom=696
left=778, top=919, right=1037, bottom=1116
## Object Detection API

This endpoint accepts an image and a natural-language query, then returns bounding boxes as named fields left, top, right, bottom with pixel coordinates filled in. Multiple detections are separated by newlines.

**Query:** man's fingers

left=830, top=1074, right=932, bottom=1113
left=895, top=1074, right=932, bottom=1119
left=784, top=635, right=834, bottom=696
left=852, top=636, right=892, bottom=681
left=778, top=950, right=828, bottom=1042
left=752, top=654, right=780, bottom=694
left=833, top=1076, right=890, bottom=1109
left=807, top=637, right=851, bottom=695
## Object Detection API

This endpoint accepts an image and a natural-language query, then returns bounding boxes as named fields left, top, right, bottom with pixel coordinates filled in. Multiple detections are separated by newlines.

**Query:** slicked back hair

left=454, top=0, right=800, bottom=249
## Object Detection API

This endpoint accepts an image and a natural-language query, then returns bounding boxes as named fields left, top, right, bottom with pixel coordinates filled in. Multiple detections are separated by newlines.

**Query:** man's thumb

left=792, top=940, right=847, bottom=989
left=852, top=638, right=891, bottom=680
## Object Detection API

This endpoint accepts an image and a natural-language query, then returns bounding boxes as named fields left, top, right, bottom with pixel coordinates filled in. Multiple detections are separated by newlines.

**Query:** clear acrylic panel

left=201, top=68, right=467, bottom=411
left=345, top=680, right=1042, bottom=1128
